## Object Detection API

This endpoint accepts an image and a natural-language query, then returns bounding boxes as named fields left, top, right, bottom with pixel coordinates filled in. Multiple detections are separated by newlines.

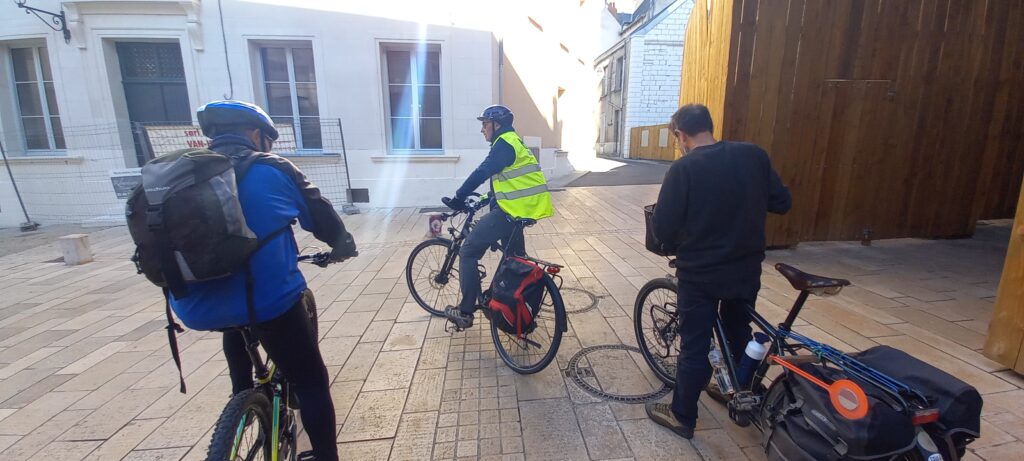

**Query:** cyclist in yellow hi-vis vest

left=442, top=105, right=554, bottom=329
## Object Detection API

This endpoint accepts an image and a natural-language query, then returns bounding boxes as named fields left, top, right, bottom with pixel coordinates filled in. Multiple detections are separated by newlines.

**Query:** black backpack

left=127, top=148, right=260, bottom=295
left=126, top=148, right=288, bottom=392
left=487, top=256, right=545, bottom=337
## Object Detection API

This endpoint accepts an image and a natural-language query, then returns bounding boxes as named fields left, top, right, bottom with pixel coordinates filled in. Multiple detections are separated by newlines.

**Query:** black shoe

left=444, top=306, right=474, bottom=330
left=645, top=403, right=694, bottom=439
left=297, top=451, right=316, bottom=461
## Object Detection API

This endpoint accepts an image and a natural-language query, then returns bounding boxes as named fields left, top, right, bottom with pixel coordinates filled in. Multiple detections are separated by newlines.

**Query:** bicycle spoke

left=639, top=286, right=679, bottom=380
left=234, top=408, right=267, bottom=461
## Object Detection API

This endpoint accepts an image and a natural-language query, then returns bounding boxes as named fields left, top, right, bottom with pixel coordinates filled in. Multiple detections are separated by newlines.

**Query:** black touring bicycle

left=634, top=205, right=982, bottom=461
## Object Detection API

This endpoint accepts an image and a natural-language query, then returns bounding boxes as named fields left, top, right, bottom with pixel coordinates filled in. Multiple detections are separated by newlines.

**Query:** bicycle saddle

left=774, top=263, right=850, bottom=291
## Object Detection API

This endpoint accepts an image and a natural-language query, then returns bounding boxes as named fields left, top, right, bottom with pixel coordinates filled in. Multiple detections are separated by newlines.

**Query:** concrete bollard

left=57, top=234, right=94, bottom=265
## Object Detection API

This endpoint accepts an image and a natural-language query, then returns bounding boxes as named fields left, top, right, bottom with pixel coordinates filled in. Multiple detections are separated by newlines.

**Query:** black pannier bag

left=852, top=345, right=982, bottom=456
left=644, top=204, right=678, bottom=256
left=487, top=256, right=545, bottom=337
left=761, top=362, right=917, bottom=460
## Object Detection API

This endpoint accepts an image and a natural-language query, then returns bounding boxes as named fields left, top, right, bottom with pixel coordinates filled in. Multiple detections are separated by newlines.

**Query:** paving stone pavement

left=0, top=184, right=1017, bottom=460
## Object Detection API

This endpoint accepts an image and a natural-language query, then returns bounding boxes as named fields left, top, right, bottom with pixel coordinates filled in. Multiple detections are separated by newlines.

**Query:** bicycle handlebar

left=298, top=250, right=358, bottom=268
left=440, top=192, right=490, bottom=221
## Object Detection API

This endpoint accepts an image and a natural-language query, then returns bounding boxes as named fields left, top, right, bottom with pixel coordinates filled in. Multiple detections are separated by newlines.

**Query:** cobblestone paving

left=0, top=185, right=1016, bottom=460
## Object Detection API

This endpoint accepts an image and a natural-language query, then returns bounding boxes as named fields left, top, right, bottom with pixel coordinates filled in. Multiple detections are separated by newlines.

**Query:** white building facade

left=0, top=0, right=609, bottom=228
left=595, top=0, right=692, bottom=158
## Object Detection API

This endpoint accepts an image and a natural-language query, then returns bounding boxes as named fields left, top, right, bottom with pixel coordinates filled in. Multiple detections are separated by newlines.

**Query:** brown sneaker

left=645, top=403, right=694, bottom=439
left=705, top=381, right=731, bottom=405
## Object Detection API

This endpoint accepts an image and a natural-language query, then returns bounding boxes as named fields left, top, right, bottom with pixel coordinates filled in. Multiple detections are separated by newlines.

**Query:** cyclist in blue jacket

left=170, top=100, right=355, bottom=461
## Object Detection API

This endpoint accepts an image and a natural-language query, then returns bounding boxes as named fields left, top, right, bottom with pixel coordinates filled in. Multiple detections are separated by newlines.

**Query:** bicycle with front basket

left=404, top=192, right=567, bottom=374
left=204, top=251, right=344, bottom=461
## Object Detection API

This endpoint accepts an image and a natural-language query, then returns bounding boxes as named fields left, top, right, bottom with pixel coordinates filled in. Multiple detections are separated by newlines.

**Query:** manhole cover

left=561, top=287, right=599, bottom=314
left=565, top=344, right=670, bottom=403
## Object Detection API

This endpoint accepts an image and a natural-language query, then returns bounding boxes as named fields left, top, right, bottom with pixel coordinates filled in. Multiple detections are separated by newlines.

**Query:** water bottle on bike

left=708, top=344, right=735, bottom=395
left=735, top=332, right=770, bottom=389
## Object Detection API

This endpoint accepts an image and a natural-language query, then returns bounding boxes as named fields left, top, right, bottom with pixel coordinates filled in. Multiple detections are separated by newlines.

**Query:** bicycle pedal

left=444, top=320, right=466, bottom=334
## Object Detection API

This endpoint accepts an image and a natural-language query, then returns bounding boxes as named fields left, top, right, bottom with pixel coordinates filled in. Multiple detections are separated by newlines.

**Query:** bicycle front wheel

left=406, top=238, right=460, bottom=316
left=491, top=273, right=566, bottom=374
left=206, top=388, right=273, bottom=461
left=634, top=277, right=680, bottom=387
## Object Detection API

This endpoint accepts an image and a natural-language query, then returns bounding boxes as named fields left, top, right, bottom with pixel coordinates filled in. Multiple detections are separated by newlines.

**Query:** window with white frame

left=11, top=46, right=64, bottom=151
left=382, top=44, right=442, bottom=152
left=257, top=44, right=321, bottom=149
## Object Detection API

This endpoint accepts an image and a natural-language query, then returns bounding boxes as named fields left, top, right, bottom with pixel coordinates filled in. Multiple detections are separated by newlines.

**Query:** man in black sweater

left=646, top=104, right=791, bottom=439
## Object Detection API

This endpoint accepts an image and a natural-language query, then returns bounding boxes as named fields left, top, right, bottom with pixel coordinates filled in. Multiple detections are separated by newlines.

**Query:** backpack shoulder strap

left=162, top=289, right=187, bottom=394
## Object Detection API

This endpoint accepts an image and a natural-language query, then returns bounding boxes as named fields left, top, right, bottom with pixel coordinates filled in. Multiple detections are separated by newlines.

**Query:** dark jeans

left=671, top=278, right=758, bottom=427
left=458, top=209, right=525, bottom=314
left=223, top=292, right=338, bottom=461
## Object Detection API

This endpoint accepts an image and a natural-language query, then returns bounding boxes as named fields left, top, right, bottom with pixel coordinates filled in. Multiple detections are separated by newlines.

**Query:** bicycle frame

left=229, top=329, right=293, bottom=461
left=707, top=293, right=803, bottom=398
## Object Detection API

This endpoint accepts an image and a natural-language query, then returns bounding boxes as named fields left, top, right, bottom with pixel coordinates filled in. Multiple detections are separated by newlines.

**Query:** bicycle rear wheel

left=406, top=238, right=460, bottom=316
left=206, top=388, right=273, bottom=461
left=634, top=277, right=679, bottom=386
left=491, top=273, right=566, bottom=374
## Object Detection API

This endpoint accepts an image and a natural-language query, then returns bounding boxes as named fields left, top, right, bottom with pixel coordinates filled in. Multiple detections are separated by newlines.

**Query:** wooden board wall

left=629, top=124, right=679, bottom=161
left=680, top=0, right=1024, bottom=246
left=678, top=0, right=734, bottom=141
left=984, top=177, right=1024, bottom=371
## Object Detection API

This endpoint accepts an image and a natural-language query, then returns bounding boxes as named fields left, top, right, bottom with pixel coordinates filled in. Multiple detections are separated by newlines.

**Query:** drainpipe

left=497, top=38, right=504, bottom=104
left=620, top=38, right=630, bottom=158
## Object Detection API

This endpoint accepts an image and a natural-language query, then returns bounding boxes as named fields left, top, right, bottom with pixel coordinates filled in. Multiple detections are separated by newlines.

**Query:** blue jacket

left=169, top=136, right=348, bottom=330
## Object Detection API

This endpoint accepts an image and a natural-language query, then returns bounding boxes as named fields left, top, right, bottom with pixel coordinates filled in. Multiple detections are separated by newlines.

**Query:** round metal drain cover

left=565, top=344, right=671, bottom=403
left=561, top=287, right=599, bottom=314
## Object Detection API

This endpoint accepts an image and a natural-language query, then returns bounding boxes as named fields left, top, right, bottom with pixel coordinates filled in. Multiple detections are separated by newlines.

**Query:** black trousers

left=223, top=292, right=338, bottom=461
left=670, top=278, right=758, bottom=427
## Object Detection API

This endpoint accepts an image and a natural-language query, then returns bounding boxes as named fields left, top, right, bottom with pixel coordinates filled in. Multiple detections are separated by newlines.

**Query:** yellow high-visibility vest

left=491, top=131, right=554, bottom=220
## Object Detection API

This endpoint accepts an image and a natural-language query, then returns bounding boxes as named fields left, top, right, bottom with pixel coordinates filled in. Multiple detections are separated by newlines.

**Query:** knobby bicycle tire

left=491, top=273, right=566, bottom=374
left=206, top=388, right=274, bottom=461
left=634, top=277, right=680, bottom=387
left=406, top=238, right=459, bottom=316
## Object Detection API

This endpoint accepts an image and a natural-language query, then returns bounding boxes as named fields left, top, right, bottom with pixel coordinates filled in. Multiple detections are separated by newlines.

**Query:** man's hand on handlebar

left=442, top=196, right=468, bottom=211
left=443, top=192, right=485, bottom=212
left=330, top=232, right=358, bottom=263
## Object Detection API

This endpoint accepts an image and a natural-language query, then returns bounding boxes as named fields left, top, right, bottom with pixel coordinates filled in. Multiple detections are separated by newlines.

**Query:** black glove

left=443, top=196, right=467, bottom=211
left=330, top=232, right=357, bottom=262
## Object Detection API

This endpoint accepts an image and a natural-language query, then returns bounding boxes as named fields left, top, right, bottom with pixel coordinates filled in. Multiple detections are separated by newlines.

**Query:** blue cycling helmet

left=197, top=100, right=279, bottom=140
left=477, top=105, right=514, bottom=127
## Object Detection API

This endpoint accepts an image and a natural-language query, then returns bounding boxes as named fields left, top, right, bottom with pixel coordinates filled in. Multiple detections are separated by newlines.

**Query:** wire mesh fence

left=0, top=118, right=351, bottom=227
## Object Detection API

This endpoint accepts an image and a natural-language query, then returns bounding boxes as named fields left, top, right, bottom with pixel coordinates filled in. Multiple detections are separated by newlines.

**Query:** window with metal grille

left=258, top=44, right=321, bottom=149
left=382, top=44, right=442, bottom=152
left=11, top=46, right=64, bottom=151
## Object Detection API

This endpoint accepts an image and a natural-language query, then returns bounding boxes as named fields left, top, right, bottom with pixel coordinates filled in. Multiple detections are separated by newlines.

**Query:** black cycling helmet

left=197, top=100, right=279, bottom=140
left=477, top=105, right=514, bottom=127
